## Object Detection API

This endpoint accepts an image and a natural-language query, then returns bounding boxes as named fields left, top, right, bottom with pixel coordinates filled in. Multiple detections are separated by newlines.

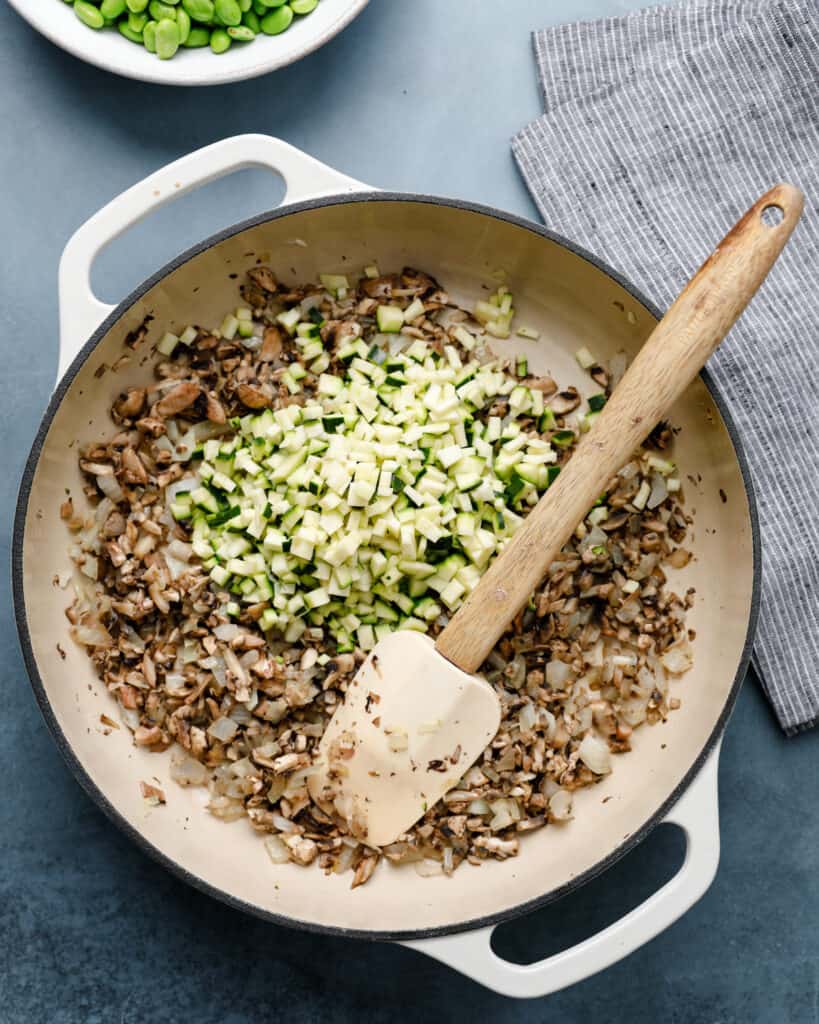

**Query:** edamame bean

left=242, top=8, right=260, bottom=31
left=181, top=0, right=213, bottom=22
left=260, top=3, right=291, bottom=33
left=148, top=0, right=176, bottom=20
left=74, top=0, right=105, bottom=28
left=176, top=7, right=190, bottom=41
left=209, top=26, right=231, bottom=50
left=63, top=0, right=317, bottom=56
left=155, top=16, right=180, bottom=56
left=213, top=0, right=241, bottom=26
left=183, top=24, right=210, bottom=44
left=101, top=0, right=127, bottom=18
left=143, top=18, right=157, bottom=49
left=118, top=18, right=144, bottom=40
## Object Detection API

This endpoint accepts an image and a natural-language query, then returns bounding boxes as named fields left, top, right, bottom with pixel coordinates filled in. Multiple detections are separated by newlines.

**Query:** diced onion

left=647, top=473, right=668, bottom=509
left=546, top=660, right=572, bottom=687
left=549, top=789, right=573, bottom=821
left=415, top=859, right=443, bottom=877
left=518, top=702, right=538, bottom=736
left=271, top=813, right=300, bottom=834
left=661, top=643, right=693, bottom=675
left=71, top=619, right=112, bottom=648
left=619, top=697, right=648, bottom=726
left=213, top=623, right=240, bottom=641
left=170, top=753, right=209, bottom=787
left=207, top=717, right=238, bottom=743
left=578, top=733, right=612, bottom=775
left=97, top=473, right=125, bottom=503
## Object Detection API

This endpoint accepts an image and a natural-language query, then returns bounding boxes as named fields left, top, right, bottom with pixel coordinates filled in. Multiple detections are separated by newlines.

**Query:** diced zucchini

left=376, top=304, right=404, bottom=333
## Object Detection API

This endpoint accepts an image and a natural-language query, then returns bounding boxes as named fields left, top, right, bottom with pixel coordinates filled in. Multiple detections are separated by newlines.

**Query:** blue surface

left=1, top=1, right=817, bottom=1020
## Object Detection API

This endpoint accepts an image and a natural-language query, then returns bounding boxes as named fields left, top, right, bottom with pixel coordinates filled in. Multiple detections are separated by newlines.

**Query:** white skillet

left=16, top=136, right=785, bottom=997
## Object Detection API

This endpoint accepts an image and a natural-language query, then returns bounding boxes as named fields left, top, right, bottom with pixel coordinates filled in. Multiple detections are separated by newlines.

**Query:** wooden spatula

left=308, top=184, right=803, bottom=848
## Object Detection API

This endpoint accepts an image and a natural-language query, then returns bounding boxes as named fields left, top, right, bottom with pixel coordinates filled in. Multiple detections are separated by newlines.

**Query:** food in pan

left=63, top=265, right=695, bottom=886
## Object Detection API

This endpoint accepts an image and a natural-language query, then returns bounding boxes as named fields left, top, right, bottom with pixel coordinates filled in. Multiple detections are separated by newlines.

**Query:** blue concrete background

left=1, top=1, right=816, bottom=1020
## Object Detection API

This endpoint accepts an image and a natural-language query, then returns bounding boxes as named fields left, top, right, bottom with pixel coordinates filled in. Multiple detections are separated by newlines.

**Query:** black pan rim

left=13, top=190, right=761, bottom=943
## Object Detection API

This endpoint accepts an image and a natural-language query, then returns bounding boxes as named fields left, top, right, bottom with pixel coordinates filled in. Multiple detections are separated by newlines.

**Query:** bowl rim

left=13, top=191, right=761, bottom=941
left=6, top=0, right=370, bottom=86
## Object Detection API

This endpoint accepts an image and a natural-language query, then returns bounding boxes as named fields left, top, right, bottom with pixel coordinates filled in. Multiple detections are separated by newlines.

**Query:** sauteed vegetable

left=63, top=265, right=695, bottom=887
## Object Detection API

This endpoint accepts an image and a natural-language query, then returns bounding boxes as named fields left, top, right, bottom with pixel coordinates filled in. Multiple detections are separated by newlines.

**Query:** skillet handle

left=401, top=740, right=722, bottom=999
left=56, top=134, right=369, bottom=385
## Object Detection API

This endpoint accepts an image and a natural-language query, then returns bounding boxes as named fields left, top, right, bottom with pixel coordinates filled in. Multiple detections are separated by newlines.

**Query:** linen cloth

left=513, top=0, right=818, bottom=734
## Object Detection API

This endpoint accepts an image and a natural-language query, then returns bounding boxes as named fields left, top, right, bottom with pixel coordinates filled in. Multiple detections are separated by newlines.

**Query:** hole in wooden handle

left=761, top=203, right=785, bottom=227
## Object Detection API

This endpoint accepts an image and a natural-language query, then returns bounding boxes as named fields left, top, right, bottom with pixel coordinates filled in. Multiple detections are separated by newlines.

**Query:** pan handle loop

left=402, top=740, right=722, bottom=999
left=56, top=134, right=369, bottom=385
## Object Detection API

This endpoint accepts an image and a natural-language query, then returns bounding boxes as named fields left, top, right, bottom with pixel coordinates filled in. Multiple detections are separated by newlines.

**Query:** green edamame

left=148, top=1, right=176, bottom=21
left=100, top=0, right=127, bottom=18
left=260, top=4, right=292, bottom=33
left=74, top=0, right=105, bottom=29
left=183, top=24, right=210, bottom=44
left=175, top=7, right=190, bottom=41
left=209, top=26, right=231, bottom=51
left=155, top=17, right=180, bottom=57
left=214, top=0, right=241, bottom=26
left=181, top=0, right=213, bottom=22
left=143, top=18, right=157, bottom=49
left=242, top=8, right=260, bottom=31
left=60, top=0, right=319, bottom=58
left=118, top=18, right=144, bottom=41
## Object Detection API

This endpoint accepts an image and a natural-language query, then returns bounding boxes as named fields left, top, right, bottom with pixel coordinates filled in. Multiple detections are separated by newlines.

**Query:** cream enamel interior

left=20, top=199, right=754, bottom=936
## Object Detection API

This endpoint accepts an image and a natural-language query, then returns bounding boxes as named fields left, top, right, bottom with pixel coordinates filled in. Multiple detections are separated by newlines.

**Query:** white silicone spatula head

left=310, top=184, right=802, bottom=850
left=308, top=631, right=500, bottom=847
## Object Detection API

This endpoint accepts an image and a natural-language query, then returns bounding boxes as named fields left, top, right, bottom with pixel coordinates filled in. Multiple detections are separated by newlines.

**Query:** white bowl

left=8, top=0, right=369, bottom=85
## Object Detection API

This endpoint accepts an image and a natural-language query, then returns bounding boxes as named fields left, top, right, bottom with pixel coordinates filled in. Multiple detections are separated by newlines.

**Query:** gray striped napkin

left=513, top=0, right=819, bottom=735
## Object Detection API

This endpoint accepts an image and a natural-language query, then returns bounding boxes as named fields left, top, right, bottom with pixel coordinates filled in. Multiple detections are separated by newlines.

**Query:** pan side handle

left=56, top=134, right=369, bottom=385
left=402, top=740, right=722, bottom=1000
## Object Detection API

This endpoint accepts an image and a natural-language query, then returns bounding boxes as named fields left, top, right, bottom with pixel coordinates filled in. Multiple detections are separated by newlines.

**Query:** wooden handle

left=436, top=184, right=803, bottom=673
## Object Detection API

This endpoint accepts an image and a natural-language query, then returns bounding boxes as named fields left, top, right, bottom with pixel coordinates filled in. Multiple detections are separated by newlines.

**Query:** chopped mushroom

left=247, top=266, right=277, bottom=294
left=236, top=383, right=271, bottom=409
left=155, top=381, right=201, bottom=418
left=548, top=388, right=582, bottom=414
left=114, top=388, right=146, bottom=419
left=259, top=326, right=284, bottom=361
